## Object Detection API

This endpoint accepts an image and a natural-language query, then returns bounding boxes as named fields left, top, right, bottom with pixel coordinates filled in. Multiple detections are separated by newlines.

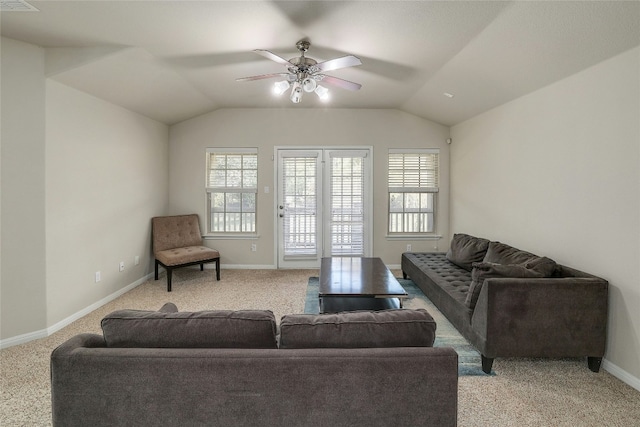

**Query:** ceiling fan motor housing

left=288, top=56, right=319, bottom=74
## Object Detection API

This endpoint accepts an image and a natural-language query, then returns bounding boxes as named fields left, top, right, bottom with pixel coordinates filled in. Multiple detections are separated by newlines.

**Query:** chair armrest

left=471, top=277, right=608, bottom=358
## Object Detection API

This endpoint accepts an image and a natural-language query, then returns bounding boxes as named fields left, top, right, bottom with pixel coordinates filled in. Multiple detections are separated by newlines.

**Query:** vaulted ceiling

left=2, top=1, right=639, bottom=126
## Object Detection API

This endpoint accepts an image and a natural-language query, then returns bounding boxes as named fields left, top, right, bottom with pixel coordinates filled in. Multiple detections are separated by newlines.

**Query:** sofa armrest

left=52, top=333, right=106, bottom=355
left=471, top=277, right=608, bottom=358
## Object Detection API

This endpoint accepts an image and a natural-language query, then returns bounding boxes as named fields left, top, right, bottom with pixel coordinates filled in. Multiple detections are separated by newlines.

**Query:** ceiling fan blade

left=254, top=49, right=294, bottom=67
left=318, top=75, right=362, bottom=91
left=236, top=73, right=291, bottom=82
left=310, top=45, right=416, bottom=80
left=315, top=55, right=362, bottom=72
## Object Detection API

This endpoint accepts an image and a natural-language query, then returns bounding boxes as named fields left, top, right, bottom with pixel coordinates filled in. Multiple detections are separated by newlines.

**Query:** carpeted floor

left=2, top=268, right=640, bottom=426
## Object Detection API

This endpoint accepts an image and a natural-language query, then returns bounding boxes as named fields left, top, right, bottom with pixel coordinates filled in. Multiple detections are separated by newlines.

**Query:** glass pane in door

left=329, top=154, right=365, bottom=256
left=281, top=156, right=318, bottom=257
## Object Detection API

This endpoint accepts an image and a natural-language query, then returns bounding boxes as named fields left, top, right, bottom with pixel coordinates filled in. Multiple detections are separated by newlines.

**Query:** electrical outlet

left=134, top=256, right=140, bottom=265
left=95, top=271, right=101, bottom=283
left=119, top=261, right=125, bottom=272
left=406, top=244, right=412, bottom=252
left=251, top=244, right=257, bottom=252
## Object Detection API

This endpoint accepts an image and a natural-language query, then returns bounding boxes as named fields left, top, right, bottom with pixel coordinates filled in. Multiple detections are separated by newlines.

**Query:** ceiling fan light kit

left=237, top=40, right=362, bottom=104
left=273, top=80, right=290, bottom=95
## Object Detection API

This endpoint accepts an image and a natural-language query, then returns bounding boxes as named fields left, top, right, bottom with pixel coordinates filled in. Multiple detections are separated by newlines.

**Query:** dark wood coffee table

left=319, top=257, right=408, bottom=313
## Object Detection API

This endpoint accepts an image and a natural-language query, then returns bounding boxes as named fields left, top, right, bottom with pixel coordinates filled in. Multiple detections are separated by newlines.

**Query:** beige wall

left=0, top=37, right=169, bottom=343
left=450, top=47, right=640, bottom=385
left=45, top=81, right=169, bottom=326
left=0, top=38, right=47, bottom=339
left=169, top=108, right=450, bottom=267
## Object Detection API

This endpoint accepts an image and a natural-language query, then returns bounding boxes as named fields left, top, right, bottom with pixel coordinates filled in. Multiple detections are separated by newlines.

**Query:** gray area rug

left=305, top=276, right=493, bottom=376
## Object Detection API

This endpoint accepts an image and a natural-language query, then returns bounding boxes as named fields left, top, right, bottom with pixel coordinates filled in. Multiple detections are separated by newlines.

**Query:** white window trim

left=387, top=148, right=440, bottom=235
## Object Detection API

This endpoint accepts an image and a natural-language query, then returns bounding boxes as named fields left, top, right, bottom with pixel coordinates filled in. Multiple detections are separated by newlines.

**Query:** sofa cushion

left=482, top=241, right=540, bottom=266
left=446, top=233, right=490, bottom=271
left=101, top=309, right=277, bottom=349
left=279, top=309, right=436, bottom=349
left=465, top=262, right=545, bottom=309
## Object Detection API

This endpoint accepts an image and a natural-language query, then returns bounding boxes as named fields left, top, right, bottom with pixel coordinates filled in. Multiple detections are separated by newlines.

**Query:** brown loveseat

left=51, top=305, right=458, bottom=427
left=152, top=214, right=220, bottom=291
left=402, top=233, right=608, bottom=374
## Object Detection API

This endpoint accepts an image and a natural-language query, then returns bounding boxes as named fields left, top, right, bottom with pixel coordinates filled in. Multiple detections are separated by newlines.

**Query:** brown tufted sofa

left=51, top=306, right=458, bottom=427
left=402, top=233, right=609, bottom=374
left=152, top=214, right=220, bottom=291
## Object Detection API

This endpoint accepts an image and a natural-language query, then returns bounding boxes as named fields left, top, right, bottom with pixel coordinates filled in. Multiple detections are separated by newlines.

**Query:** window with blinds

left=206, top=148, right=257, bottom=234
left=388, top=149, right=439, bottom=234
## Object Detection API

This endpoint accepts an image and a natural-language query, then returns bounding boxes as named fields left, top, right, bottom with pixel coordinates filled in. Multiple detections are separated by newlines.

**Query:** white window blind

left=206, top=148, right=257, bottom=233
left=388, top=149, right=439, bottom=234
left=388, top=149, right=439, bottom=193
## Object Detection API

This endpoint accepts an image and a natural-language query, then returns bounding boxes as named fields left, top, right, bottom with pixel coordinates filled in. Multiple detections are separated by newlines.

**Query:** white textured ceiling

left=2, top=1, right=639, bottom=126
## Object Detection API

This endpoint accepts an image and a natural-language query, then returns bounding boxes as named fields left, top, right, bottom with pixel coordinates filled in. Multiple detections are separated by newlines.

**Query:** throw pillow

left=279, top=309, right=436, bottom=349
left=446, top=233, right=491, bottom=271
left=102, top=309, right=278, bottom=349
left=158, top=302, right=179, bottom=313
left=524, top=256, right=558, bottom=277
left=482, top=241, right=539, bottom=266
left=465, top=262, right=545, bottom=310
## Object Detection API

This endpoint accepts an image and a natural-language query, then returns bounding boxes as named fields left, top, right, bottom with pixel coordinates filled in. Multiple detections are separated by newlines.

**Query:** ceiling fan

left=236, top=40, right=362, bottom=103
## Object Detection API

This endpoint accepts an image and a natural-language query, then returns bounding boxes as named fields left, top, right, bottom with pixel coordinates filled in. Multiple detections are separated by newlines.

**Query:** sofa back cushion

left=102, top=309, right=277, bottom=349
left=152, top=214, right=203, bottom=253
left=446, top=233, right=490, bottom=271
left=279, top=309, right=436, bottom=349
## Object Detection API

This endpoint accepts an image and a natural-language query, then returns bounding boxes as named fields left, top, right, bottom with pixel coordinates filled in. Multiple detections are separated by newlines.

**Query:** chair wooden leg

left=167, top=268, right=172, bottom=292
left=154, top=260, right=159, bottom=280
left=216, top=258, right=220, bottom=281
left=200, top=263, right=204, bottom=271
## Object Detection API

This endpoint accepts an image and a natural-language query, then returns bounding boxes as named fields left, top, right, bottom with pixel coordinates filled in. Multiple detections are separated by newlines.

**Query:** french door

left=276, top=148, right=372, bottom=268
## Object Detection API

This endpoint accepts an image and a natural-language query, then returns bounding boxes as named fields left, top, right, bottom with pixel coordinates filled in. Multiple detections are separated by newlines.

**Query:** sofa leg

left=587, top=357, right=602, bottom=373
left=167, top=269, right=172, bottom=292
left=215, top=258, right=220, bottom=281
left=154, top=260, right=159, bottom=280
left=402, top=271, right=407, bottom=280
left=200, top=263, right=204, bottom=271
left=481, top=355, right=494, bottom=374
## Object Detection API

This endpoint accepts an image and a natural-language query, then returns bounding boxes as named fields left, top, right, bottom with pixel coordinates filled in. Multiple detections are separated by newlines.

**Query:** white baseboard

left=0, top=329, right=49, bottom=349
left=0, top=273, right=153, bottom=350
left=203, top=264, right=276, bottom=270
left=603, top=359, right=640, bottom=392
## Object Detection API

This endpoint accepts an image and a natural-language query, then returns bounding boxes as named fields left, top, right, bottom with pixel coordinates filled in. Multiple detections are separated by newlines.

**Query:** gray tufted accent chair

left=152, top=214, right=220, bottom=291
